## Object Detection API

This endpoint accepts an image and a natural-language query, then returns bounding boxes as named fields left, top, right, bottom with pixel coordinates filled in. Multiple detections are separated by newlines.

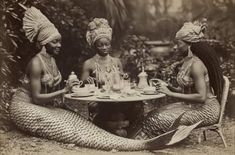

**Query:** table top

left=64, top=91, right=165, bottom=103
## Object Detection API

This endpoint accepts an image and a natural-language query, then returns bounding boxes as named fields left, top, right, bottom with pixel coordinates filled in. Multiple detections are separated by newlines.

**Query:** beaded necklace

left=93, top=54, right=119, bottom=84
left=38, top=50, right=61, bottom=92
left=40, top=51, right=58, bottom=77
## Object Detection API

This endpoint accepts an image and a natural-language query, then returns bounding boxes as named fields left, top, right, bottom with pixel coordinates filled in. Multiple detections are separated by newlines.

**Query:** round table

left=64, top=90, right=166, bottom=137
left=64, top=92, right=166, bottom=103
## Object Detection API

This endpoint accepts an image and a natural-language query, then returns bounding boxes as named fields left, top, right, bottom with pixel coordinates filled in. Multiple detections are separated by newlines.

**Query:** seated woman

left=9, top=6, right=201, bottom=151
left=81, top=18, right=143, bottom=137
left=130, top=21, right=223, bottom=139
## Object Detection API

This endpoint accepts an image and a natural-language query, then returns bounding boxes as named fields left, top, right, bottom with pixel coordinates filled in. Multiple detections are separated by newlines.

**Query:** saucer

left=96, top=95, right=110, bottom=99
left=141, top=91, right=159, bottom=95
left=71, top=92, right=94, bottom=98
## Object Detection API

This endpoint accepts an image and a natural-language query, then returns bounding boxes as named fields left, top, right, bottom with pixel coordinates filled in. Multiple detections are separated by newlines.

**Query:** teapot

left=138, top=66, right=149, bottom=89
left=67, top=71, right=83, bottom=92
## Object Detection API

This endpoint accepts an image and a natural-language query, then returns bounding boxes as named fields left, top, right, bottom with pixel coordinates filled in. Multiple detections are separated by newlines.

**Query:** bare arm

left=81, top=60, right=91, bottom=81
left=167, top=84, right=183, bottom=93
left=156, top=79, right=183, bottom=93
left=159, top=61, right=207, bottom=103
left=28, top=57, right=67, bottom=104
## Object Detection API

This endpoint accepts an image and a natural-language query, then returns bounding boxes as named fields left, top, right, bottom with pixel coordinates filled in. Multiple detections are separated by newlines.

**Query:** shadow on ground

left=0, top=116, right=234, bottom=155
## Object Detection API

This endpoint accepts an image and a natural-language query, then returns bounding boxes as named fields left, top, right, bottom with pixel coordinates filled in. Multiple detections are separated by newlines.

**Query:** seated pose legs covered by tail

left=82, top=18, right=144, bottom=137
left=10, top=6, right=201, bottom=151
left=130, top=20, right=224, bottom=140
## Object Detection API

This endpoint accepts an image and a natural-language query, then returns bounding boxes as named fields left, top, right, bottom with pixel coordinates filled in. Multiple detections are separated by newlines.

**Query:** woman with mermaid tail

left=9, top=6, right=200, bottom=151
left=81, top=18, right=144, bottom=137
left=130, top=20, right=224, bottom=140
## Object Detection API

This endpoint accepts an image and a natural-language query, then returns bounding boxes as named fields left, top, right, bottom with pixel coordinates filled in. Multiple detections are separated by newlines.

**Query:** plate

left=96, top=96, right=110, bottom=99
left=71, top=93, right=94, bottom=98
left=141, top=92, right=159, bottom=95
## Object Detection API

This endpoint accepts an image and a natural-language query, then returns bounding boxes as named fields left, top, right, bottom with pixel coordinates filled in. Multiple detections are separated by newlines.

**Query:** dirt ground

left=0, top=117, right=234, bottom=155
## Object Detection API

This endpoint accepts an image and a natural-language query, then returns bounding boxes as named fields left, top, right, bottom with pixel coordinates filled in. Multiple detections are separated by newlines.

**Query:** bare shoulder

left=27, top=56, right=42, bottom=74
left=83, top=57, right=95, bottom=70
left=191, top=60, right=207, bottom=76
left=84, top=58, right=93, bottom=66
left=28, top=56, right=41, bottom=69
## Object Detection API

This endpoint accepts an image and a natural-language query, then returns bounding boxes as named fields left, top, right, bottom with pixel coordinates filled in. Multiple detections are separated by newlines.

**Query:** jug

left=138, top=66, right=149, bottom=89
left=67, top=71, right=83, bottom=92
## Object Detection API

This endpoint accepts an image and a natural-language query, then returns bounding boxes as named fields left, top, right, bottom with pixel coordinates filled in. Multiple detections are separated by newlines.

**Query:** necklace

left=95, top=55, right=114, bottom=72
left=94, top=54, right=119, bottom=83
left=40, top=51, right=58, bottom=77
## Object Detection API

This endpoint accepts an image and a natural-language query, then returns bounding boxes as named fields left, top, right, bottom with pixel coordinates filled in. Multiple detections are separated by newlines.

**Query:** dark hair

left=190, top=41, right=224, bottom=102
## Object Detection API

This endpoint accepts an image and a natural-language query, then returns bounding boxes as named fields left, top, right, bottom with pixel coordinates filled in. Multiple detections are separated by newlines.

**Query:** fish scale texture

left=9, top=89, right=149, bottom=151
left=136, top=100, right=220, bottom=139
left=9, top=89, right=201, bottom=151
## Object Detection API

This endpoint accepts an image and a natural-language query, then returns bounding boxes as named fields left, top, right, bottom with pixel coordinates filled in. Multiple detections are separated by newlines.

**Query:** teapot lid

left=69, top=71, right=78, bottom=80
left=138, top=70, right=147, bottom=77
left=138, top=66, right=147, bottom=77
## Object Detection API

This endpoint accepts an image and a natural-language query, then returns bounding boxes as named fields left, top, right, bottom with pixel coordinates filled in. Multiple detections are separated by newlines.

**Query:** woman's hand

left=167, top=83, right=183, bottom=93
left=64, top=81, right=71, bottom=93
left=64, top=79, right=82, bottom=92
left=153, top=79, right=182, bottom=93
left=157, top=84, right=172, bottom=96
left=86, top=76, right=96, bottom=84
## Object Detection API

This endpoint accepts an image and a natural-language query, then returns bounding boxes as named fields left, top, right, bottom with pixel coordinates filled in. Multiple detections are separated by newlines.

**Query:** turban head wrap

left=23, top=7, right=61, bottom=45
left=175, top=19, right=207, bottom=43
left=86, top=18, right=112, bottom=46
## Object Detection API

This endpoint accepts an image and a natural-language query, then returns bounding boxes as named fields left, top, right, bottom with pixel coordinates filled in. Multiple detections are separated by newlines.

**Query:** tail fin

left=146, top=120, right=202, bottom=150
left=145, top=129, right=178, bottom=150
left=166, top=120, right=203, bottom=145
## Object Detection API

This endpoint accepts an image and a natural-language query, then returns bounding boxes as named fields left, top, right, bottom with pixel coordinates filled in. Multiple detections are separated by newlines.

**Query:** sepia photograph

left=0, top=0, right=235, bottom=154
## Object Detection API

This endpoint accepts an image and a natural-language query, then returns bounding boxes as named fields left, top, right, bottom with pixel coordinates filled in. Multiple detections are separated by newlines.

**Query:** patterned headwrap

left=175, top=19, right=207, bottom=43
left=86, top=18, right=112, bottom=46
left=23, top=7, right=61, bottom=45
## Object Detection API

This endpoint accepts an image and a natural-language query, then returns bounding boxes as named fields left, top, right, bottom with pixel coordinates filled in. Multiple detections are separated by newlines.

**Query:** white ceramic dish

left=71, top=92, right=94, bottom=97
left=96, top=95, right=110, bottom=99
left=141, top=91, right=159, bottom=95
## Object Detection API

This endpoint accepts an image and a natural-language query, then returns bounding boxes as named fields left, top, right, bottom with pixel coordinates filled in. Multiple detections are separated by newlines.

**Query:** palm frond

left=102, top=0, right=128, bottom=33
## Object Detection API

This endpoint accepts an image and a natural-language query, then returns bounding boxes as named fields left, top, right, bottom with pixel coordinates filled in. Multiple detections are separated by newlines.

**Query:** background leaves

left=0, top=0, right=235, bottom=118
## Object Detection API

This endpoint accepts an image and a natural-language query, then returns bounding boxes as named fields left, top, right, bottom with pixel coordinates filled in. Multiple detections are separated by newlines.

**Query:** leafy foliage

left=119, top=35, right=183, bottom=86
left=0, top=0, right=25, bottom=119
left=0, top=44, right=15, bottom=119
left=120, top=35, right=149, bottom=80
left=0, top=0, right=92, bottom=119
left=0, top=0, right=235, bottom=119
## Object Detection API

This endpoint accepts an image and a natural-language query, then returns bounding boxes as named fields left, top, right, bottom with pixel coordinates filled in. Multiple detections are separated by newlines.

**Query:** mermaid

left=9, top=6, right=201, bottom=151
left=130, top=20, right=223, bottom=140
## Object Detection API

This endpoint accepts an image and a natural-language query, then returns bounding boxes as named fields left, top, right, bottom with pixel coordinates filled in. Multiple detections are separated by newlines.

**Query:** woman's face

left=45, top=36, right=62, bottom=56
left=94, top=37, right=111, bottom=57
left=174, top=39, right=188, bottom=56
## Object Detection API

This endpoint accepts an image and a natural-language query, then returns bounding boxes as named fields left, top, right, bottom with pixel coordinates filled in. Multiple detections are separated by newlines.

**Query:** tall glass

left=123, top=79, right=131, bottom=90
